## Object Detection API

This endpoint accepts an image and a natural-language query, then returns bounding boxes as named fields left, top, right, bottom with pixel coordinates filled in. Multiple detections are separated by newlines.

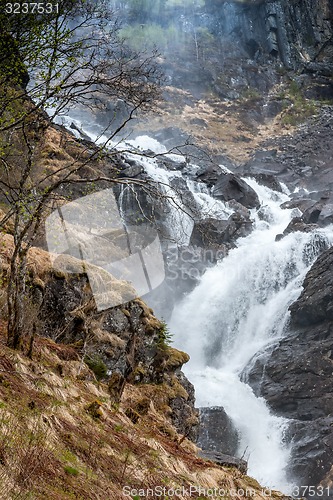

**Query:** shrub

left=157, top=321, right=173, bottom=350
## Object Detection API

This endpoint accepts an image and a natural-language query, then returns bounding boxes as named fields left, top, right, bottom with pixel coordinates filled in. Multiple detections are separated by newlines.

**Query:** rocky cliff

left=159, top=0, right=333, bottom=100
left=211, top=0, right=333, bottom=69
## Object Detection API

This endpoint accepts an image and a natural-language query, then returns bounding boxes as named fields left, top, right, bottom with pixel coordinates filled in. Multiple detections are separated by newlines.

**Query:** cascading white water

left=187, top=179, right=234, bottom=219
left=118, top=135, right=196, bottom=246
left=170, top=179, right=333, bottom=492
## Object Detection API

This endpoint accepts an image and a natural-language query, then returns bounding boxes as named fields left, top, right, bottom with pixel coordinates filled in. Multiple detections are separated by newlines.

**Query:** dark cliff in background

left=114, top=0, right=333, bottom=97
left=208, top=0, right=333, bottom=68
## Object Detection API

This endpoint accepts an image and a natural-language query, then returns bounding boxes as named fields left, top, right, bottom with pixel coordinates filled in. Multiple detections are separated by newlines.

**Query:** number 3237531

left=5, top=3, right=59, bottom=14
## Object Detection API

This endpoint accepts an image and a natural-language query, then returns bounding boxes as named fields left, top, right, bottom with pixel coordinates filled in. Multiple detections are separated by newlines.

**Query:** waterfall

left=51, top=115, right=333, bottom=490
left=170, top=179, right=333, bottom=492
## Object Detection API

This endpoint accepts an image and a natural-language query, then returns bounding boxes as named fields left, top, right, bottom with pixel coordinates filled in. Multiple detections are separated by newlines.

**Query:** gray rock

left=279, top=217, right=319, bottom=238
left=280, top=198, right=315, bottom=213
left=190, top=215, right=252, bottom=248
left=190, top=218, right=234, bottom=247
left=244, top=173, right=282, bottom=192
left=170, top=371, right=199, bottom=442
left=197, top=407, right=239, bottom=456
left=287, top=417, right=333, bottom=487
left=289, top=246, right=333, bottom=326
left=198, top=450, right=247, bottom=474
left=318, top=203, right=333, bottom=226
left=196, top=164, right=231, bottom=188
left=212, top=173, right=260, bottom=209
left=302, top=201, right=325, bottom=224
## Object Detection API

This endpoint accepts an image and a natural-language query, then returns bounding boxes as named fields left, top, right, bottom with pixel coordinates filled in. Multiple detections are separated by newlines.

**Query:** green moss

left=84, top=355, right=108, bottom=380
left=164, top=347, right=190, bottom=370
left=62, top=450, right=77, bottom=464
left=279, top=78, right=318, bottom=126
left=282, top=99, right=317, bottom=125
left=241, top=87, right=262, bottom=101
left=64, top=465, right=79, bottom=476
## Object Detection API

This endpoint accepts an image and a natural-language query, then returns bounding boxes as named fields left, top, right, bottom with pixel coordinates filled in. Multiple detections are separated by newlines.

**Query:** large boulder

left=212, top=174, right=260, bottom=209
left=190, top=215, right=252, bottom=248
left=280, top=198, right=316, bottom=213
left=275, top=217, right=319, bottom=240
left=190, top=218, right=235, bottom=247
left=302, top=201, right=328, bottom=225
left=197, top=407, right=239, bottom=456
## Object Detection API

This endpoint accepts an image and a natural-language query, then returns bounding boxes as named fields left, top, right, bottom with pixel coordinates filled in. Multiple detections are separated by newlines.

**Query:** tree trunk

left=7, top=250, right=28, bottom=349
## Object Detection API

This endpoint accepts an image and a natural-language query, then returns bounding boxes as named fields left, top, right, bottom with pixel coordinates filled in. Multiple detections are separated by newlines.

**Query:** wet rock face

left=245, top=247, right=333, bottom=487
left=287, top=417, right=333, bottom=487
left=197, top=407, right=239, bottom=457
left=204, top=0, right=333, bottom=91
left=289, top=247, right=333, bottom=326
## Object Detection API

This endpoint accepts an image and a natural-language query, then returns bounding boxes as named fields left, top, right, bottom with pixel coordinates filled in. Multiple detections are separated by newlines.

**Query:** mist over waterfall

left=170, top=180, right=333, bottom=492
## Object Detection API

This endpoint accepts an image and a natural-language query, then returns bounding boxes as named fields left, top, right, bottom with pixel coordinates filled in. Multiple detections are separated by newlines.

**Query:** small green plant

left=61, top=450, right=77, bottom=464
left=84, top=355, right=108, bottom=380
left=282, top=98, right=317, bottom=126
left=157, top=321, right=173, bottom=350
left=114, top=424, right=124, bottom=432
left=242, top=87, right=261, bottom=100
left=85, top=400, right=103, bottom=419
left=64, top=465, right=79, bottom=476
left=289, top=79, right=301, bottom=97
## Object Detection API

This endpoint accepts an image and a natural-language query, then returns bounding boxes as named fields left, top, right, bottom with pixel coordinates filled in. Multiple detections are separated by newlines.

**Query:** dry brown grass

left=134, top=84, right=296, bottom=163
left=0, top=326, right=288, bottom=500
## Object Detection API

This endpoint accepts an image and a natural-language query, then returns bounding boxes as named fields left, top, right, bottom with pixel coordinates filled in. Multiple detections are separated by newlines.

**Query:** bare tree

left=0, top=0, right=163, bottom=348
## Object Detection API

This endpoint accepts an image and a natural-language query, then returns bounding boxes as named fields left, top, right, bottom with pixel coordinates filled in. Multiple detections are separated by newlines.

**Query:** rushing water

left=120, top=136, right=333, bottom=491
left=169, top=178, right=333, bottom=492
left=53, top=118, right=333, bottom=491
